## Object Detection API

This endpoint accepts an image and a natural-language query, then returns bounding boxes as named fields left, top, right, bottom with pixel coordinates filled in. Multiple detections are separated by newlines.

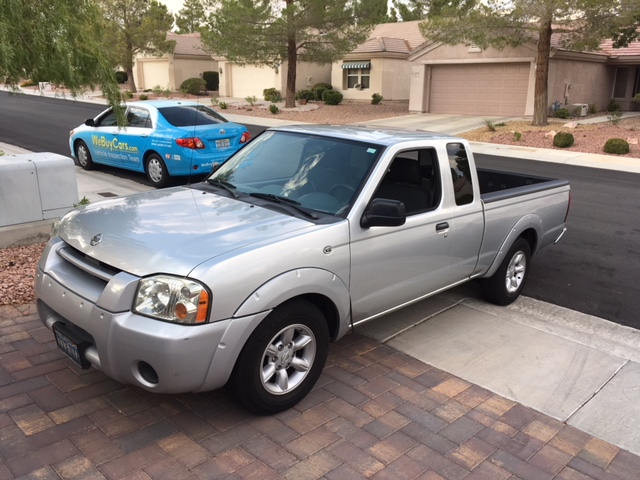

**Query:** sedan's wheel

left=75, top=140, right=94, bottom=170
left=145, top=153, right=170, bottom=188
left=229, top=299, right=329, bottom=414
left=481, top=237, right=531, bottom=306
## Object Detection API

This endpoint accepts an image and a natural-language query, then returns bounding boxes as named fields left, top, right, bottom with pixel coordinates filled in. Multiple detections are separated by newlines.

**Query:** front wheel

left=481, top=238, right=531, bottom=306
left=145, top=153, right=170, bottom=188
left=228, top=299, right=329, bottom=414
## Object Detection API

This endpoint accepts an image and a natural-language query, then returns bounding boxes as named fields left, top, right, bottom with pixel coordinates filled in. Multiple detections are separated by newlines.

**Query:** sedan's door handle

left=436, top=222, right=449, bottom=232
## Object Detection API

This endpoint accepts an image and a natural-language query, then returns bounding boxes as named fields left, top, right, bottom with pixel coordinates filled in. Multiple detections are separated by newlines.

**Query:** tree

left=420, top=0, right=637, bottom=126
left=390, top=0, right=430, bottom=21
left=99, top=0, right=176, bottom=92
left=175, top=0, right=208, bottom=33
left=201, top=0, right=381, bottom=108
left=0, top=0, right=122, bottom=113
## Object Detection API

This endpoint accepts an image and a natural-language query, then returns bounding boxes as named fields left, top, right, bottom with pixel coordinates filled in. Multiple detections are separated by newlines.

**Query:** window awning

left=341, top=61, right=370, bottom=69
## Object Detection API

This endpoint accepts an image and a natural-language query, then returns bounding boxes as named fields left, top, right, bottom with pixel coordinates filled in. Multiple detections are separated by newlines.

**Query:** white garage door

left=429, top=63, right=530, bottom=115
left=141, top=61, right=170, bottom=91
left=231, top=64, right=277, bottom=99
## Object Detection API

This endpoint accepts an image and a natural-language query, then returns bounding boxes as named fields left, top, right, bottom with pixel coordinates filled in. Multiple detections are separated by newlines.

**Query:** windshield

left=207, top=130, right=382, bottom=216
left=158, top=105, right=227, bottom=127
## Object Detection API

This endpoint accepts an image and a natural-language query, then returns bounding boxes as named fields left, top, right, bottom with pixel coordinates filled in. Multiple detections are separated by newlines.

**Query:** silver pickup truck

left=35, top=125, right=570, bottom=413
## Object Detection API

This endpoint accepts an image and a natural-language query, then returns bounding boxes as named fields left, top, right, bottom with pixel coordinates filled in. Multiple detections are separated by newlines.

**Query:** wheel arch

left=234, top=268, right=351, bottom=342
left=483, top=215, right=540, bottom=279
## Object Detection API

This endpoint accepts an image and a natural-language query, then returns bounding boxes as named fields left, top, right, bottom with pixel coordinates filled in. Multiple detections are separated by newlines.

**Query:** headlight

left=134, top=275, right=211, bottom=324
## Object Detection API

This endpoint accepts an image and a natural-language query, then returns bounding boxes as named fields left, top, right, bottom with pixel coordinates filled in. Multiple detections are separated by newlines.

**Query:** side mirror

left=84, top=118, right=95, bottom=127
left=360, top=198, right=406, bottom=228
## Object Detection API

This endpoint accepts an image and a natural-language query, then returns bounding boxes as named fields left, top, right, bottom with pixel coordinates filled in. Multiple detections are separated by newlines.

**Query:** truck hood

left=57, top=187, right=314, bottom=276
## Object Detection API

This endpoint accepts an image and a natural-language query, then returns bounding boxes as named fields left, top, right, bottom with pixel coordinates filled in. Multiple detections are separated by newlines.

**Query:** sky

left=160, top=0, right=184, bottom=14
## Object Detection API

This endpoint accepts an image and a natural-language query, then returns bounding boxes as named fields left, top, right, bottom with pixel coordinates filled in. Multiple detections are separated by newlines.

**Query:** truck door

left=349, top=148, right=458, bottom=323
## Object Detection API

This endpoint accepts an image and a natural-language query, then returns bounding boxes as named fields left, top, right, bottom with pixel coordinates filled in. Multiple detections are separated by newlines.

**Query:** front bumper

left=35, top=268, right=268, bottom=393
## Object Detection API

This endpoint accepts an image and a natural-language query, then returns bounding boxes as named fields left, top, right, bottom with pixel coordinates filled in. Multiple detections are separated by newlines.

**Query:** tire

left=481, top=238, right=531, bottom=306
left=229, top=299, right=329, bottom=414
left=75, top=140, right=94, bottom=170
left=145, top=153, right=170, bottom=188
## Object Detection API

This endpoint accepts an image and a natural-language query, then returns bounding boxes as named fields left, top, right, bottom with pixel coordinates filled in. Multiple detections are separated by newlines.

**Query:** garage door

left=141, top=61, right=170, bottom=91
left=429, top=63, right=529, bottom=115
left=231, top=64, right=277, bottom=98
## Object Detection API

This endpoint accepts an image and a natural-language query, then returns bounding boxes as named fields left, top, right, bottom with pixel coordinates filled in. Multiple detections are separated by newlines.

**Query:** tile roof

left=167, top=32, right=210, bottom=56
left=352, top=20, right=428, bottom=55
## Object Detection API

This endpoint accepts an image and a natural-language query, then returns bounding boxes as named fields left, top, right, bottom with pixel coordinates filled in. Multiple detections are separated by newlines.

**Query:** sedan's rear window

left=158, top=105, right=227, bottom=127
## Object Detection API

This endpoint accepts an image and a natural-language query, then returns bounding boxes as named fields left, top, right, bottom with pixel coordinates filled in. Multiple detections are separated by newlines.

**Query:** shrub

left=609, top=110, right=623, bottom=125
left=202, top=71, right=219, bottom=91
left=218, top=101, right=228, bottom=109
left=588, top=103, right=597, bottom=114
left=553, top=132, right=574, bottom=148
left=312, top=82, right=332, bottom=101
left=263, top=88, right=281, bottom=102
left=115, top=71, right=128, bottom=84
left=269, top=104, right=279, bottom=114
left=554, top=108, right=570, bottom=119
left=180, top=77, right=206, bottom=95
left=608, top=100, right=621, bottom=112
left=124, top=90, right=134, bottom=99
left=371, top=93, right=383, bottom=105
left=19, top=80, right=37, bottom=87
left=603, top=138, right=630, bottom=155
left=152, top=85, right=164, bottom=97
left=139, top=94, right=149, bottom=101
left=484, top=119, right=496, bottom=132
left=514, top=131, right=522, bottom=141
left=322, top=89, right=343, bottom=105
left=295, top=89, right=315, bottom=101
left=245, top=95, right=257, bottom=106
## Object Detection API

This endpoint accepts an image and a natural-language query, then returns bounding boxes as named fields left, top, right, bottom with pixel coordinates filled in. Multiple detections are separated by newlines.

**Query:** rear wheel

left=228, top=299, right=329, bottom=414
left=145, top=153, right=170, bottom=188
left=481, top=238, right=531, bottom=306
left=75, top=140, right=94, bottom=170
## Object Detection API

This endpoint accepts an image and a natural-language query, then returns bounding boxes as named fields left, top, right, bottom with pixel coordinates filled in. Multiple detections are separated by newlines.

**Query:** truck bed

left=478, top=168, right=569, bottom=203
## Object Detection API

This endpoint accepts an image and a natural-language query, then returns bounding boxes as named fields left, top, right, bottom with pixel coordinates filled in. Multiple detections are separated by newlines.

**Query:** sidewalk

left=2, top=93, right=640, bottom=476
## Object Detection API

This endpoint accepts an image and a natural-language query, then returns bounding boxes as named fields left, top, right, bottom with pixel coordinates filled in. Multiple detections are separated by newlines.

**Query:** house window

left=614, top=67, right=629, bottom=98
left=341, top=61, right=371, bottom=90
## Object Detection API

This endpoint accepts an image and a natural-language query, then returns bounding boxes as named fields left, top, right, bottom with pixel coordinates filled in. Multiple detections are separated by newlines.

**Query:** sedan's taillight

left=176, top=137, right=205, bottom=149
left=240, top=131, right=251, bottom=144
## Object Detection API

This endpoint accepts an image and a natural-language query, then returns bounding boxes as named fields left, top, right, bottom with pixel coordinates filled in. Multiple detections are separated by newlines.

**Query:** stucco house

left=331, top=20, right=428, bottom=102
left=133, top=32, right=217, bottom=91
left=408, top=33, right=640, bottom=116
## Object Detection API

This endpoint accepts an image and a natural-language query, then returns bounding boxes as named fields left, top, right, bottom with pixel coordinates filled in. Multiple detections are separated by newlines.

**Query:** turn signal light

left=176, top=137, right=205, bottom=149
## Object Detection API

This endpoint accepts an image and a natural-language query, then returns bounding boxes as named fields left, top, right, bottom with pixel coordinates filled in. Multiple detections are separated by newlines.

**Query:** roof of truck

left=270, top=124, right=460, bottom=146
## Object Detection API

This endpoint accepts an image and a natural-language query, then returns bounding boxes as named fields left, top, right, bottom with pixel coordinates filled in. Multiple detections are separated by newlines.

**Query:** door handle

left=436, top=222, right=449, bottom=232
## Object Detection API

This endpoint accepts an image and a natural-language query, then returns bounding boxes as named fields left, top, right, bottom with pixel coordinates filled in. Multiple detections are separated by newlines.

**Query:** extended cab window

left=374, top=148, right=441, bottom=215
left=447, top=143, right=474, bottom=206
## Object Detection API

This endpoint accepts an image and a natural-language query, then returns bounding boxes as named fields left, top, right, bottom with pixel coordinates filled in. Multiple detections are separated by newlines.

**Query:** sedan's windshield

left=159, top=105, right=227, bottom=127
left=207, top=131, right=382, bottom=216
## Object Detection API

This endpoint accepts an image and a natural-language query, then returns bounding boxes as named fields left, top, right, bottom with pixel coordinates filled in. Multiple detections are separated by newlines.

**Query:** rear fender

left=483, top=215, right=541, bottom=278
left=234, top=268, right=352, bottom=337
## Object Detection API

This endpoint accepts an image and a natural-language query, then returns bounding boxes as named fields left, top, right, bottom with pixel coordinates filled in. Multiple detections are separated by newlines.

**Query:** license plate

left=215, top=138, right=231, bottom=149
left=53, top=322, right=91, bottom=369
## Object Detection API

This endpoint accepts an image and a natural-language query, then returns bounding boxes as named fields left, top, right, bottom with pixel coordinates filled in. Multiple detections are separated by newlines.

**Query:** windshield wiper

left=249, top=193, right=319, bottom=220
left=207, top=178, right=239, bottom=198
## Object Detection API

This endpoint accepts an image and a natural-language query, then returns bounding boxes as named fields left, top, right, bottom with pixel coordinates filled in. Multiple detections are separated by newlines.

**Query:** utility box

left=571, top=103, right=588, bottom=117
left=0, top=153, right=78, bottom=227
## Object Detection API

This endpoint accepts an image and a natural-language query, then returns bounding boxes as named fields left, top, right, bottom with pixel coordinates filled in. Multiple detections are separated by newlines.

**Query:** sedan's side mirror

left=84, top=118, right=95, bottom=127
left=361, top=198, right=406, bottom=228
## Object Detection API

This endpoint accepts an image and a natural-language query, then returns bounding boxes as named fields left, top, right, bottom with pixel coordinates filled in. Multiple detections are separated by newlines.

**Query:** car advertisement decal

left=91, top=135, right=139, bottom=153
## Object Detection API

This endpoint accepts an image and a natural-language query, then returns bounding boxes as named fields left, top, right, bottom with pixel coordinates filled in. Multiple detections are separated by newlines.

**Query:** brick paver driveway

left=2, top=303, right=640, bottom=479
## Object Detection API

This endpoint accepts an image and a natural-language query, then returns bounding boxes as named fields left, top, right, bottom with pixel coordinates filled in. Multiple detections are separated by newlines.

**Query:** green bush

left=218, top=101, right=228, bottom=109
left=484, top=119, right=496, bottom=132
left=139, top=94, right=149, bottom=101
left=553, top=132, right=574, bottom=148
left=295, top=89, right=315, bottom=101
left=322, top=89, right=343, bottom=105
left=554, top=108, right=570, bottom=119
left=180, top=77, right=207, bottom=95
left=19, top=80, right=37, bottom=87
left=123, top=90, right=134, bottom=99
left=371, top=93, right=383, bottom=105
left=202, top=71, right=219, bottom=91
left=603, top=138, right=630, bottom=155
left=312, top=82, right=332, bottom=101
left=588, top=103, right=597, bottom=114
left=269, top=104, right=279, bottom=114
left=115, top=71, right=128, bottom=84
left=263, top=88, right=281, bottom=102
left=608, top=100, right=621, bottom=112
left=245, top=95, right=257, bottom=106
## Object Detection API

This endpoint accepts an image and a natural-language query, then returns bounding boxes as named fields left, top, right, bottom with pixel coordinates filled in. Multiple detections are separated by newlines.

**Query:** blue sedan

left=69, top=100, right=250, bottom=187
